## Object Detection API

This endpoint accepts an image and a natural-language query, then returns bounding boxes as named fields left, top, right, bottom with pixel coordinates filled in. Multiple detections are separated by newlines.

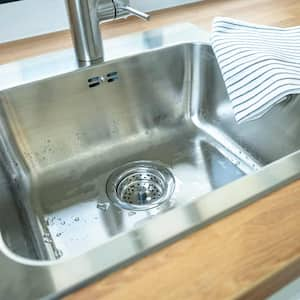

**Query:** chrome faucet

left=65, top=0, right=150, bottom=65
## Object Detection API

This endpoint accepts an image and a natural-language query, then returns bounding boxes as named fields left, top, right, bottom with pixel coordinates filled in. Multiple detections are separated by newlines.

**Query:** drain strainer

left=106, top=161, right=175, bottom=211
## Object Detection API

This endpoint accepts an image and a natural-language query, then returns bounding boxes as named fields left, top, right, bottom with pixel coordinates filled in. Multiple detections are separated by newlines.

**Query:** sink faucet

left=65, top=0, right=150, bottom=65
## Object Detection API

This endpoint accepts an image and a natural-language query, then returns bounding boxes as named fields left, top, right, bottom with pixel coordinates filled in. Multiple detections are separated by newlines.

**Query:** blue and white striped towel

left=211, top=17, right=300, bottom=123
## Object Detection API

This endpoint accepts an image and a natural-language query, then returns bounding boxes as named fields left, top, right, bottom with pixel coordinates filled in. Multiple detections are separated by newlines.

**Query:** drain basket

left=106, top=161, right=175, bottom=211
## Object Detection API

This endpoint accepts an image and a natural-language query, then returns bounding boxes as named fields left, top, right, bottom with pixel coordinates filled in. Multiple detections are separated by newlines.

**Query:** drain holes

left=106, top=161, right=175, bottom=211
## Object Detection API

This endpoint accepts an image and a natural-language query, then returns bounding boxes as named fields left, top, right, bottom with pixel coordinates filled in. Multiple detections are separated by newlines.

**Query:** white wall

left=0, top=0, right=200, bottom=43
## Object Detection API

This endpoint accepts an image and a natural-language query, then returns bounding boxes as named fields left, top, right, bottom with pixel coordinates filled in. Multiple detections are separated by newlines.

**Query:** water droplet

left=46, top=216, right=56, bottom=226
left=73, top=217, right=80, bottom=222
left=60, top=220, right=66, bottom=225
left=43, top=233, right=52, bottom=244
left=56, top=232, right=62, bottom=237
left=97, top=202, right=110, bottom=211
left=54, top=248, right=63, bottom=259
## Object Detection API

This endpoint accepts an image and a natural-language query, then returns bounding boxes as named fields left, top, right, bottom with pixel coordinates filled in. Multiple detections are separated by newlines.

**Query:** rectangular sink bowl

left=0, top=23, right=299, bottom=300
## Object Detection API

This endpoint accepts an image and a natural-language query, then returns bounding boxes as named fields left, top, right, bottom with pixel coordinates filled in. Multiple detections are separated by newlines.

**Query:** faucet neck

left=66, top=0, right=150, bottom=65
left=66, top=0, right=106, bottom=64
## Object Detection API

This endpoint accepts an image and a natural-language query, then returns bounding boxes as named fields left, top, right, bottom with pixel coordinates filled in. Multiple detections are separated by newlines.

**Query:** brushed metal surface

left=0, top=24, right=299, bottom=300
left=0, top=41, right=256, bottom=260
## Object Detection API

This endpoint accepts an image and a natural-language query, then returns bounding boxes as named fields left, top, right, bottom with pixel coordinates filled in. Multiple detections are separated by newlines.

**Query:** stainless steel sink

left=0, top=23, right=299, bottom=299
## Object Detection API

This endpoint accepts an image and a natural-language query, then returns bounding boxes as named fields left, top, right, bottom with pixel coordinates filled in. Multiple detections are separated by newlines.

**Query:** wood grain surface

left=1, top=0, right=300, bottom=299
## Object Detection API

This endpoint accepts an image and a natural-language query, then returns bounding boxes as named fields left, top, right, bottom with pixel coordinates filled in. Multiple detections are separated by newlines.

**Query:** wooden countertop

left=1, top=0, right=300, bottom=299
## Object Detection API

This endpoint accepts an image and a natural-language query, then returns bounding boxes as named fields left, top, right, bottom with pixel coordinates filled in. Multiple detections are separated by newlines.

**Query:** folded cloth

left=211, top=17, right=300, bottom=123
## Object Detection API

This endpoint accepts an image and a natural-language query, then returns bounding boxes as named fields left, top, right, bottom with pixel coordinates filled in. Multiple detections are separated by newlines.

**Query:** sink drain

left=106, top=161, right=175, bottom=211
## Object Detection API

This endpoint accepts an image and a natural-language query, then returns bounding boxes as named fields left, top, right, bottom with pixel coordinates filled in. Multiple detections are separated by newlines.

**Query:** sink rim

left=0, top=23, right=299, bottom=300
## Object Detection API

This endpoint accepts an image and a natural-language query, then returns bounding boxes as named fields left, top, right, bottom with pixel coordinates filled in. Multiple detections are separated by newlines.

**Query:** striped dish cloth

left=211, top=17, right=300, bottom=123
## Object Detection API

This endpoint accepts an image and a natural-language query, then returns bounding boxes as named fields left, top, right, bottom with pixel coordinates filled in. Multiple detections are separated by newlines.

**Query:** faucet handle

left=120, top=6, right=150, bottom=21
left=113, top=0, right=150, bottom=21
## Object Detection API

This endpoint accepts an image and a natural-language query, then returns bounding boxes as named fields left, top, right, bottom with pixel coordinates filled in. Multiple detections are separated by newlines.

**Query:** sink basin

left=0, top=42, right=259, bottom=260
left=0, top=24, right=299, bottom=299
